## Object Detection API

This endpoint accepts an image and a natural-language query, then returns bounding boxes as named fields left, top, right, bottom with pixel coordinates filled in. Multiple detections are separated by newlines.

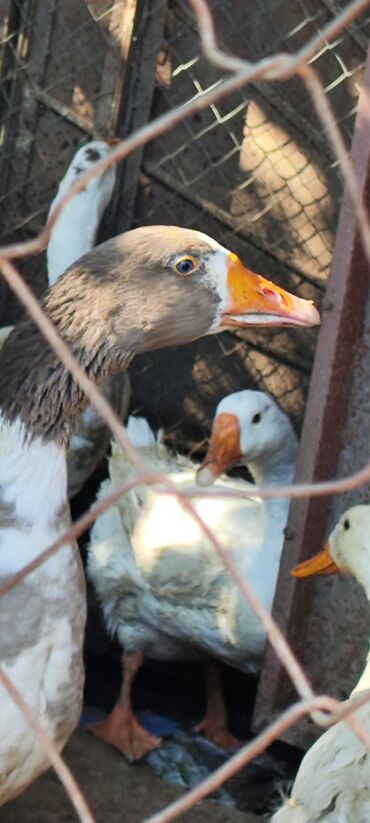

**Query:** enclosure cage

left=3, top=1, right=367, bottom=430
left=2, top=0, right=370, bottom=814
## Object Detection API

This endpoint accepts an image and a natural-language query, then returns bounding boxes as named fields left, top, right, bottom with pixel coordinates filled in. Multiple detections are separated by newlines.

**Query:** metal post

left=254, top=42, right=370, bottom=747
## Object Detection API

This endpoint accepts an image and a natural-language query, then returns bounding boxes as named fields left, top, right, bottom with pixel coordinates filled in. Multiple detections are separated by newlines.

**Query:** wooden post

left=110, top=0, right=168, bottom=234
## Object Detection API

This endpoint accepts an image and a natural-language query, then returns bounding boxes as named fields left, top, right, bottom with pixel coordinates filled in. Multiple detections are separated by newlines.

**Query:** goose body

left=89, top=394, right=297, bottom=669
left=87, top=391, right=298, bottom=756
left=0, top=224, right=319, bottom=802
left=273, top=506, right=370, bottom=823
left=0, top=421, right=85, bottom=804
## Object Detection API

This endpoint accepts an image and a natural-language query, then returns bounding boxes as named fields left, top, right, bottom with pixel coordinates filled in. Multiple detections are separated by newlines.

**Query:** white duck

left=272, top=505, right=370, bottom=823
left=0, top=140, right=130, bottom=498
left=87, top=389, right=298, bottom=760
left=0, top=225, right=318, bottom=804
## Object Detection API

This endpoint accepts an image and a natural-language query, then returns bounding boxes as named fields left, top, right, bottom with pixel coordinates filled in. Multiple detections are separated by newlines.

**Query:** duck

left=87, top=388, right=298, bottom=760
left=272, top=505, right=370, bottom=823
left=0, top=140, right=130, bottom=499
left=0, top=225, right=319, bottom=804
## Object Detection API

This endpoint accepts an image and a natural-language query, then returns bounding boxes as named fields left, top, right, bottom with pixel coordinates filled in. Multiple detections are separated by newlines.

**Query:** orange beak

left=220, top=253, right=320, bottom=329
left=197, top=413, right=242, bottom=486
left=107, top=137, right=121, bottom=146
left=291, top=543, right=340, bottom=578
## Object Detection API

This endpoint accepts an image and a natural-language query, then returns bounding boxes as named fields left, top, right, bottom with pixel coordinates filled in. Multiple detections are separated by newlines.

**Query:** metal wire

left=2, top=0, right=370, bottom=820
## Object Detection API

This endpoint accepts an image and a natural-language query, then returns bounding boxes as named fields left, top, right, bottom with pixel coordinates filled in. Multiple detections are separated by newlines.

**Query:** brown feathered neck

left=0, top=269, right=130, bottom=446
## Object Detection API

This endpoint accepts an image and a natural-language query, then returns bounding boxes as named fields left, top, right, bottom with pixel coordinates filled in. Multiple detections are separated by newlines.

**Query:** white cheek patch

left=199, top=248, right=231, bottom=331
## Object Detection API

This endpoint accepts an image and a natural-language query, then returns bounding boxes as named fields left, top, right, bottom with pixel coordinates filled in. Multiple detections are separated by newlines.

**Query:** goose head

left=90, top=227, right=319, bottom=344
left=0, top=226, right=319, bottom=445
left=49, top=139, right=116, bottom=211
left=45, top=224, right=320, bottom=356
left=292, top=505, right=370, bottom=599
left=47, top=140, right=117, bottom=285
left=197, top=390, right=297, bottom=485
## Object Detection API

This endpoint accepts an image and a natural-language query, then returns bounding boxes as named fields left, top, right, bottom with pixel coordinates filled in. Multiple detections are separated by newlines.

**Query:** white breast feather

left=0, top=416, right=85, bottom=803
left=88, top=430, right=279, bottom=668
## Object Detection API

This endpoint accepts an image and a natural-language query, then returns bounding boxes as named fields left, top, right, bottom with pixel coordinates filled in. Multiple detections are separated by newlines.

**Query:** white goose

left=272, top=505, right=370, bottom=823
left=87, top=390, right=298, bottom=760
left=48, top=139, right=130, bottom=498
left=0, top=225, right=318, bottom=804
left=46, top=139, right=117, bottom=285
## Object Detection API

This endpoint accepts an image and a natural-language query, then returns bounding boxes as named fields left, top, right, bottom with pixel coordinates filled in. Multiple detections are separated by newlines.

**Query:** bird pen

left=2, top=0, right=370, bottom=820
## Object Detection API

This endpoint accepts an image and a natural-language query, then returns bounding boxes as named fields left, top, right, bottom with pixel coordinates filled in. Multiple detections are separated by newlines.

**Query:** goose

left=272, top=505, right=370, bottom=823
left=87, top=388, right=298, bottom=760
left=0, top=140, right=130, bottom=498
left=0, top=225, right=319, bottom=804
left=47, top=139, right=131, bottom=498
left=46, top=139, right=118, bottom=284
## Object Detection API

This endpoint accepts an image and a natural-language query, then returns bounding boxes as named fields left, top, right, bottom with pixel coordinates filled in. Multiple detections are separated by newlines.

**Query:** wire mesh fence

left=1, top=0, right=368, bottom=441
left=0, top=0, right=127, bottom=325
left=127, top=0, right=370, bottom=453
left=139, top=0, right=355, bottom=281
left=2, top=0, right=370, bottom=820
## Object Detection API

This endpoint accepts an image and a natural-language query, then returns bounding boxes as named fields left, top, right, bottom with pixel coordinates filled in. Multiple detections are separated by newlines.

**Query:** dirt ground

left=2, top=730, right=262, bottom=823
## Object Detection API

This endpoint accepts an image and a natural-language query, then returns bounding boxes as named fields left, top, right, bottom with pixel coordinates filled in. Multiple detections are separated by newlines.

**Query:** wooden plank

left=110, top=0, right=168, bottom=234
left=94, top=0, right=138, bottom=137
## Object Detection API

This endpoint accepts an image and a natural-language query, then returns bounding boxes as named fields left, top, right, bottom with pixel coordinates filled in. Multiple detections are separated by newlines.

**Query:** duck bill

left=197, top=413, right=242, bottom=486
left=220, top=253, right=320, bottom=329
left=291, top=543, right=340, bottom=578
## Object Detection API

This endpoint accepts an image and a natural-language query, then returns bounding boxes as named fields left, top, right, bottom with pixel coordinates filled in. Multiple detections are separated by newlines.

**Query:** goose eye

left=252, top=412, right=261, bottom=424
left=174, top=256, right=198, bottom=275
left=343, top=518, right=350, bottom=531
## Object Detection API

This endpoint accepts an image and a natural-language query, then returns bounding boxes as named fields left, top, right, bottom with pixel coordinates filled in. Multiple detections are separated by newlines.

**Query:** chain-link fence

left=3, top=0, right=369, bottom=454
left=2, top=0, right=370, bottom=820
left=0, top=0, right=127, bottom=323
left=127, top=0, right=370, bottom=452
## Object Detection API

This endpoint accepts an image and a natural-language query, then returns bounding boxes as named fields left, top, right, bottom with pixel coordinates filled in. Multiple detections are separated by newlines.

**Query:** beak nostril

left=259, top=287, right=288, bottom=306
left=260, top=286, right=281, bottom=301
